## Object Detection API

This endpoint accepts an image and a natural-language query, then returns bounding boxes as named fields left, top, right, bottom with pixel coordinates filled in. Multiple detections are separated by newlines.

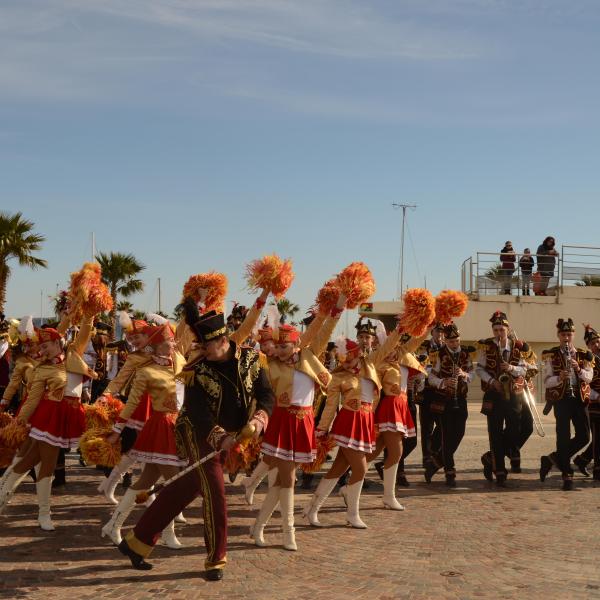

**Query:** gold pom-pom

left=79, top=429, right=121, bottom=467
left=0, top=413, right=13, bottom=429
left=0, top=419, right=29, bottom=449
left=95, top=394, right=124, bottom=424
left=397, top=288, right=436, bottom=337
left=182, top=272, right=228, bottom=313
left=336, top=262, right=376, bottom=309
left=315, top=278, right=340, bottom=315
left=435, top=290, right=468, bottom=325
left=84, top=403, right=111, bottom=430
left=245, top=254, right=295, bottom=299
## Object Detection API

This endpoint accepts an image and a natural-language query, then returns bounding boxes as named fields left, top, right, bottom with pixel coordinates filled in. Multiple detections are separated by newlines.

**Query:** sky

left=2, top=0, right=600, bottom=327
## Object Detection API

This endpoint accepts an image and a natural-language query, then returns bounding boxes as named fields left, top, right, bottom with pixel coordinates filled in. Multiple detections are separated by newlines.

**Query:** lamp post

left=392, top=203, right=417, bottom=300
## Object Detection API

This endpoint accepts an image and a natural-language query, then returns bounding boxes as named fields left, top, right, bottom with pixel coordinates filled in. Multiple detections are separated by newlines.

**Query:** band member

left=540, top=319, right=593, bottom=490
left=117, top=305, right=274, bottom=581
left=0, top=314, right=97, bottom=530
left=251, top=299, right=342, bottom=551
left=426, top=322, right=474, bottom=486
left=476, top=311, right=528, bottom=486
left=91, top=322, right=114, bottom=401
left=573, top=324, right=600, bottom=481
left=418, top=324, right=445, bottom=468
left=355, top=317, right=377, bottom=355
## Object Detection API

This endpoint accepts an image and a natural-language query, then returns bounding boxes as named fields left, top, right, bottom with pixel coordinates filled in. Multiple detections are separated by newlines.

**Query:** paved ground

left=2, top=410, right=600, bottom=600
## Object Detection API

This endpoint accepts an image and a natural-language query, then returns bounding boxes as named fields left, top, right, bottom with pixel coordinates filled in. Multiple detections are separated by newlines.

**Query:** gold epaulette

left=259, top=352, right=269, bottom=370
left=541, top=348, right=557, bottom=360
left=176, top=369, right=195, bottom=386
left=429, top=350, right=439, bottom=364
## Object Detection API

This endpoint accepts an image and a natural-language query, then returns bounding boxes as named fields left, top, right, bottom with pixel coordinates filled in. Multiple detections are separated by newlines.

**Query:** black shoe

left=510, top=459, right=521, bottom=474
left=374, top=461, right=384, bottom=481
left=396, top=473, right=410, bottom=487
left=122, top=472, right=132, bottom=489
left=540, top=456, right=552, bottom=482
left=562, top=478, right=573, bottom=491
left=205, top=568, right=224, bottom=581
left=481, top=454, right=493, bottom=482
left=424, top=463, right=438, bottom=483
left=593, top=469, right=600, bottom=482
left=300, top=473, right=314, bottom=490
left=574, top=456, right=590, bottom=477
left=52, top=469, right=66, bottom=488
left=79, top=456, right=86, bottom=467
left=118, top=540, right=153, bottom=571
left=445, top=474, right=456, bottom=487
left=496, top=473, right=507, bottom=487
left=28, top=468, right=37, bottom=483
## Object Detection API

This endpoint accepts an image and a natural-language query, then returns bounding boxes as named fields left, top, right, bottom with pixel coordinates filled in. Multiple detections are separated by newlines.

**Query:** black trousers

left=419, top=389, right=438, bottom=466
left=485, top=390, right=524, bottom=475
left=506, top=406, right=534, bottom=463
left=398, top=396, right=418, bottom=474
left=434, top=399, right=468, bottom=474
left=579, top=413, right=600, bottom=472
left=554, top=393, right=590, bottom=477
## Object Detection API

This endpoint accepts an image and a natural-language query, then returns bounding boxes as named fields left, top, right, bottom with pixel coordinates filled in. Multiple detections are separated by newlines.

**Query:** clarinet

left=563, top=343, right=575, bottom=398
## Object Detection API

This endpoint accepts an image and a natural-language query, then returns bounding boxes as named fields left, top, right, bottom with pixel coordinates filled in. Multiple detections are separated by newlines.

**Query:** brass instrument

left=523, top=381, right=545, bottom=437
left=449, top=360, right=460, bottom=409
left=498, top=371, right=512, bottom=401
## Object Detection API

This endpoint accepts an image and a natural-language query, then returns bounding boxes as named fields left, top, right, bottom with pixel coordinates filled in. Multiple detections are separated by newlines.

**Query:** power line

left=392, top=203, right=417, bottom=299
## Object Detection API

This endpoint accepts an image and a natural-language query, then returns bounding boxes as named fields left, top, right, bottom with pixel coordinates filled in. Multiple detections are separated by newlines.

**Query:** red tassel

left=300, top=436, right=335, bottom=473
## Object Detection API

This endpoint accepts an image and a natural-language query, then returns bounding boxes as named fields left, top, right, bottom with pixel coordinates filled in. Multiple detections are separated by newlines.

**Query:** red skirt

left=261, top=405, right=316, bottom=464
left=330, top=404, right=375, bottom=453
left=126, top=392, right=152, bottom=431
left=129, top=411, right=186, bottom=467
left=29, top=395, right=85, bottom=449
left=375, top=393, right=416, bottom=436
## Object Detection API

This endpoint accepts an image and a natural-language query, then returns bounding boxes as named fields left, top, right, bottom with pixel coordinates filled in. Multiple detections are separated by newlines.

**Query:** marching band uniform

left=0, top=316, right=97, bottom=530
left=540, top=319, right=592, bottom=491
left=426, top=323, right=474, bottom=486
left=476, top=311, right=528, bottom=486
left=573, top=325, right=600, bottom=481
left=118, top=310, right=274, bottom=581
left=252, top=311, right=339, bottom=551
left=102, top=324, right=186, bottom=546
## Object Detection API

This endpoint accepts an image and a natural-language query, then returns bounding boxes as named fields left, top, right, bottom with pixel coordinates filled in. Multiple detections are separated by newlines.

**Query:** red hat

left=144, top=323, right=174, bottom=346
left=275, top=324, right=300, bottom=344
left=130, top=319, right=148, bottom=334
left=344, top=339, right=360, bottom=357
left=36, top=327, right=62, bottom=343
left=258, top=327, right=274, bottom=343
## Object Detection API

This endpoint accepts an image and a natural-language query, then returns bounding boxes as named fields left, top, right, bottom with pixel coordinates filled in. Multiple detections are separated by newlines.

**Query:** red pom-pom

left=0, top=413, right=13, bottom=428
left=95, top=394, right=124, bottom=423
left=224, top=437, right=262, bottom=475
left=315, top=278, right=341, bottom=315
left=245, top=254, right=295, bottom=299
left=300, top=435, right=336, bottom=474
left=435, top=290, right=468, bottom=325
left=80, top=429, right=121, bottom=467
left=336, top=262, right=376, bottom=309
left=397, top=288, right=436, bottom=337
left=68, top=263, right=113, bottom=323
left=182, top=272, right=228, bottom=313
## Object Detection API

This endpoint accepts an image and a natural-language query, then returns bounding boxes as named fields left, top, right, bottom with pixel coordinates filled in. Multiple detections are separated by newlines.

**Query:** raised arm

left=72, top=314, right=95, bottom=357
left=230, top=290, right=269, bottom=345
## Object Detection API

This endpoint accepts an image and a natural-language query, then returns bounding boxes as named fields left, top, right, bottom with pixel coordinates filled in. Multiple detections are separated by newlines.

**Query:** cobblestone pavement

left=2, top=410, right=600, bottom=600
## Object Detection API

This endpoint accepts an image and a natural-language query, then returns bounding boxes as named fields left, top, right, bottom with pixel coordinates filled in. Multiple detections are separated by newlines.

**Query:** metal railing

left=461, top=245, right=600, bottom=299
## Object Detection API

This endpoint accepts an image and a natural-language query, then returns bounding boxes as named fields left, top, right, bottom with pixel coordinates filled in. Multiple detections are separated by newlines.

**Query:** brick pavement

left=2, top=410, right=600, bottom=600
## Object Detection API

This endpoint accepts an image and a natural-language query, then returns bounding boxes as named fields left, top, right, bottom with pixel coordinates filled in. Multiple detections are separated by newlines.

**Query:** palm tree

left=275, top=298, right=300, bottom=324
left=116, top=300, right=134, bottom=313
left=0, top=212, right=47, bottom=312
left=132, top=309, right=147, bottom=320
left=96, top=251, right=145, bottom=336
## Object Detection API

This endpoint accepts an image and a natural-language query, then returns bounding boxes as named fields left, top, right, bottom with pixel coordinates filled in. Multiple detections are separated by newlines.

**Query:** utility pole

left=392, top=203, right=417, bottom=300
left=40, top=289, right=43, bottom=324
left=157, top=277, right=162, bottom=313
left=92, top=232, right=96, bottom=262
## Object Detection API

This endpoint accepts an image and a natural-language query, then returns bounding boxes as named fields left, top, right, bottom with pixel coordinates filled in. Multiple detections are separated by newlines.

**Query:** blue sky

left=2, top=0, right=600, bottom=325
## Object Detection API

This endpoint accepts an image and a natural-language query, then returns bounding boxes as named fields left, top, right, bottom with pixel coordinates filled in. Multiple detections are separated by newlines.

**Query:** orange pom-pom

left=95, top=394, right=124, bottom=423
left=182, top=272, right=228, bottom=313
left=245, top=254, right=294, bottom=299
left=300, top=435, right=335, bottom=474
left=84, top=403, right=111, bottom=430
left=315, top=278, right=340, bottom=315
left=79, top=429, right=121, bottom=467
left=0, top=419, right=29, bottom=449
left=0, top=413, right=12, bottom=428
left=435, top=290, right=468, bottom=325
left=336, top=262, right=376, bottom=309
left=224, top=437, right=262, bottom=475
left=397, top=288, right=436, bottom=337
left=67, top=262, right=113, bottom=323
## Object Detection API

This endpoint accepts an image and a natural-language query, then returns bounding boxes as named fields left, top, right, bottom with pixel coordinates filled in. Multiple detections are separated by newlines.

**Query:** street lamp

left=392, top=203, right=417, bottom=300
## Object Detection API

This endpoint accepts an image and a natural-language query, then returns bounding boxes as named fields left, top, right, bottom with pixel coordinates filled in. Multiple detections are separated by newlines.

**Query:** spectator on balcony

left=500, top=241, right=516, bottom=295
left=536, top=236, right=558, bottom=296
left=519, top=248, right=534, bottom=296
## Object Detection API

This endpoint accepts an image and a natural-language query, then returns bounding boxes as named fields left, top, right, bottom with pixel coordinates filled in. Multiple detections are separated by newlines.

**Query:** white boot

left=97, top=454, right=135, bottom=505
left=101, top=488, right=139, bottom=545
left=382, top=463, right=405, bottom=511
left=303, top=477, right=337, bottom=527
left=250, top=469, right=279, bottom=547
left=0, top=469, right=28, bottom=516
left=36, top=477, right=55, bottom=531
left=345, top=480, right=367, bottom=529
left=241, top=460, right=269, bottom=506
left=160, top=520, right=183, bottom=549
left=279, top=487, right=297, bottom=551
left=175, top=511, right=187, bottom=524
